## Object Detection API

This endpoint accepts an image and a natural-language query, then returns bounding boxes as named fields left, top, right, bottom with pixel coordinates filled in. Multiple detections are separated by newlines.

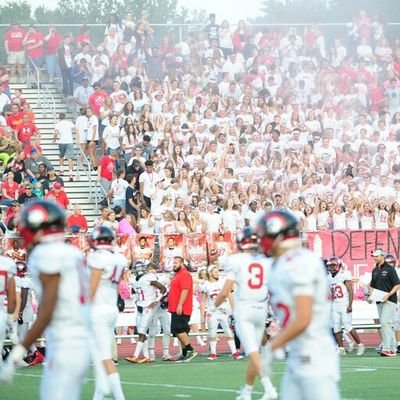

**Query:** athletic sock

left=185, top=344, right=193, bottom=352
left=162, top=334, right=170, bottom=355
left=134, top=341, right=144, bottom=358
left=210, top=340, right=217, bottom=354
left=227, top=339, right=236, bottom=354
left=143, top=341, right=149, bottom=358
left=261, top=376, right=274, bottom=391
left=109, top=372, right=125, bottom=400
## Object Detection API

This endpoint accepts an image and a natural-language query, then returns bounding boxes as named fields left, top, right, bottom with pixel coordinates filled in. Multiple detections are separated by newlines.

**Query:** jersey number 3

left=247, top=263, right=264, bottom=289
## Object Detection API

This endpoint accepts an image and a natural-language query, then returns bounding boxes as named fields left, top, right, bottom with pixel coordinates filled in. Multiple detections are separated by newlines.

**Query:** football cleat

left=380, top=350, right=396, bottom=357
left=161, top=354, right=174, bottom=361
left=356, top=343, right=365, bottom=356
left=125, top=356, right=139, bottom=364
left=29, top=350, right=44, bottom=366
left=137, top=357, right=151, bottom=363
left=337, top=347, right=346, bottom=356
left=236, top=387, right=252, bottom=400
left=184, top=350, right=198, bottom=362
left=232, top=352, right=243, bottom=360
left=207, top=353, right=217, bottom=360
left=347, top=341, right=354, bottom=354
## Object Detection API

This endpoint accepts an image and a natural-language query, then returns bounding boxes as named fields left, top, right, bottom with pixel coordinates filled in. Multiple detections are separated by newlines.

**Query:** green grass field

left=1, top=350, right=399, bottom=400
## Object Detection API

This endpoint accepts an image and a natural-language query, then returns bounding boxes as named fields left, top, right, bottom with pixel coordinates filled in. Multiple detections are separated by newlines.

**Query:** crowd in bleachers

left=1, top=9, right=400, bottom=238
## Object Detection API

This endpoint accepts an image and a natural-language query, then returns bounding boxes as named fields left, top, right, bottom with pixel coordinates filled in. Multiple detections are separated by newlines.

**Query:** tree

left=258, top=0, right=400, bottom=24
left=0, top=0, right=33, bottom=24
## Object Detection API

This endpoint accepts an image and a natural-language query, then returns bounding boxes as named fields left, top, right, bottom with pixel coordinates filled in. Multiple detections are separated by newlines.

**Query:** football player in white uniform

left=214, top=227, right=277, bottom=400
left=0, top=255, right=17, bottom=364
left=257, top=210, right=340, bottom=400
left=201, top=264, right=242, bottom=360
left=0, top=200, right=91, bottom=400
left=327, top=256, right=365, bottom=356
left=14, top=260, right=43, bottom=366
left=126, top=262, right=166, bottom=363
left=88, top=226, right=128, bottom=400
left=148, top=272, right=173, bottom=361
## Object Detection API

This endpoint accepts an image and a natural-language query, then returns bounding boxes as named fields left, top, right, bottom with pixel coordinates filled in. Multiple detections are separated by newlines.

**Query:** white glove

left=6, top=314, right=19, bottom=345
left=0, top=344, right=27, bottom=384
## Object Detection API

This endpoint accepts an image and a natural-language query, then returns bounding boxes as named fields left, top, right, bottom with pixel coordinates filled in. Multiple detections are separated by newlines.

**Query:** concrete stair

left=10, top=82, right=99, bottom=228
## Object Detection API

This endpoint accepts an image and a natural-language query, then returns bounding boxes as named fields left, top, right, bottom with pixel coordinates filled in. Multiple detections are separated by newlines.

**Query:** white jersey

left=0, top=256, right=17, bottom=311
left=28, top=241, right=90, bottom=341
left=15, top=275, right=34, bottom=322
left=269, top=247, right=338, bottom=377
left=327, top=269, right=352, bottom=308
left=223, top=252, right=271, bottom=303
left=132, top=273, right=158, bottom=307
left=202, top=278, right=230, bottom=311
left=87, top=248, right=127, bottom=309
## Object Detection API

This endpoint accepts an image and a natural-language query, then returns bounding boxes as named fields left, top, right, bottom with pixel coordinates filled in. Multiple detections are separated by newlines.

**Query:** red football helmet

left=236, top=226, right=258, bottom=251
left=257, top=210, right=300, bottom=256
left=16, top=261, right=28, bottom=278
left=326, top=256, right=342, bottom=275
left=17, top=200, right=65, bottom=247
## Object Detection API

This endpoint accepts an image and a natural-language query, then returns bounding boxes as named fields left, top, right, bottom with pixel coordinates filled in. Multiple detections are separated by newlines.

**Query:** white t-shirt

left=139, top=171, right=161, bottom=198
left=55, top=120, right=75, bottom=144
left=111, top=178, right=129, bottom=201
left=103, top=124, right=121, bottom=150
left=87, top=115, right=99, bottom=141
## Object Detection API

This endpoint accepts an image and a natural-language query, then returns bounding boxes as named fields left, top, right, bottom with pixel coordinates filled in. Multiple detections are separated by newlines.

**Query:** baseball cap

left=249, top=200, right=257, bottom=205
left=371, top=249, right=385, bottom=257
left=30, top=148, right=38, bottom=155
left=53, top=182, right=62, bottom=189
left=25, top=184, right=32, bottom=189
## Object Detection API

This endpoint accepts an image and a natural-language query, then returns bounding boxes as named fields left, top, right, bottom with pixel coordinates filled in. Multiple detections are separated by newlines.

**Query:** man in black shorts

left=168, top=256, right=197, bottom=362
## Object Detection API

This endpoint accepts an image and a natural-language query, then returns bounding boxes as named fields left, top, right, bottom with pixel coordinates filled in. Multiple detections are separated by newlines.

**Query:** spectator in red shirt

left=45, top=181, right=70, bottom=209
left=168, top=256, right=196, bottom=361
left=23, top=134, right=42, bottom=159
left=23, top=25, right=44, bottom=77
left=16, top=113, right=40, bottom=146
left=67, top=203, right=88, bottom=233
left=43, top=26, right=63, bottom=83
left=97, top=150, right=120, bottom=195
left=1, top=171, right=20, bottom=206
left=4, top=22, right=26, bottom=83
left=6, top=103, right=23, bottom=132
left=88, top=83, right=108, bottom=115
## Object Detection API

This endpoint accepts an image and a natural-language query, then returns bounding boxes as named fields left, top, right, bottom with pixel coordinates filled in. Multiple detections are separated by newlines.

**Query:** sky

left=20, top=0, right=264, bottom=22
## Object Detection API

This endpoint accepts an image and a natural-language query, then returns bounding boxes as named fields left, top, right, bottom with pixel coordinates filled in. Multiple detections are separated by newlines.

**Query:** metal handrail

left=26, top=57, right=40, bottom=104
left=40, top=84, right=56, bottom=122
left=75, top=145, right=93, bottom=201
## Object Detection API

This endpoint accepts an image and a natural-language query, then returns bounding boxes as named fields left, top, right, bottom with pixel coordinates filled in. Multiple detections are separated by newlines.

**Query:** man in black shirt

left=17, top=183, right=37, bottom=204
left=368, top=249, right=400, bottom=356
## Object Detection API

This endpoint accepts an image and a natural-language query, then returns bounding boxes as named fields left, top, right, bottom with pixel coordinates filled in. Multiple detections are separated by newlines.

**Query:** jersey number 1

left=247, top=263, right=264, bottom=289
